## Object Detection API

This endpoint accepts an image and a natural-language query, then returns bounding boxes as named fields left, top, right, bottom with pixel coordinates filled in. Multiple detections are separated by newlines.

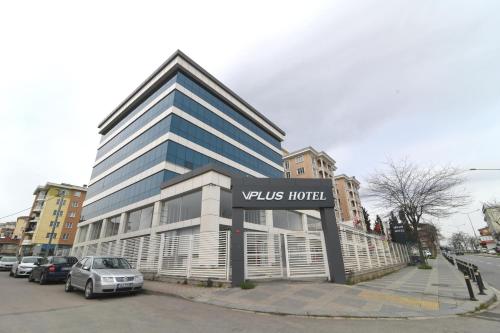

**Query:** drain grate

left=431, top=283, right=450, bottom=287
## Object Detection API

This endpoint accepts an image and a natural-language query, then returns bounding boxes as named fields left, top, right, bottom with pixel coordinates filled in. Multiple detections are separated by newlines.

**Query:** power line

left=0, top=207, right=33, bottom=221
left=0, top=195, right=61, bottom=222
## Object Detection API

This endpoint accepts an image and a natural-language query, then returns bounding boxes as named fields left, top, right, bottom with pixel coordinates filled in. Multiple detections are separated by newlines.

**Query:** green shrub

left=418, top=263, right=432, bottom=270
left=240, top=280, right=256, bottom=289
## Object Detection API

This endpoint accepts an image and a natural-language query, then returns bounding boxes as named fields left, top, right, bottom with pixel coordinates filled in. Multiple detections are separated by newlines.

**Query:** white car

left=487, top=249, right=497, bottom=255
left=423, top=250, right=432, bottom=258
left=10, top=256, right=42, bottom=278
left=0, top=256, right=18, bottom=271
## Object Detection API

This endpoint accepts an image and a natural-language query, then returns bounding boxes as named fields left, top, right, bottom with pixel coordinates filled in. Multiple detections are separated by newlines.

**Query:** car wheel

left=39, top=272, right=47, bottom=285
left=84, top=280, right=94, bottom=299
left=28, top=273, right=35, bottom=282
left=65, top=276, right=73, bottom=292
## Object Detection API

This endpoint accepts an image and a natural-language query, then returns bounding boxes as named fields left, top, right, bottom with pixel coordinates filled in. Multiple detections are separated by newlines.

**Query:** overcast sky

left=1, top=0, right=499, bottom=240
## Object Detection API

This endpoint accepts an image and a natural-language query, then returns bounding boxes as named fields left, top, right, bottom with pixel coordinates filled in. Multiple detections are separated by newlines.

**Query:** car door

left=72, top=258, right=87, bottom=288
left=80, top=257, right=93, bottom=285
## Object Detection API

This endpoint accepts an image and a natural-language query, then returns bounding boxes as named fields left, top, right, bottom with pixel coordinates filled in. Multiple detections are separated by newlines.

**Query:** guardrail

left=444, top=253, right=487, bottom=301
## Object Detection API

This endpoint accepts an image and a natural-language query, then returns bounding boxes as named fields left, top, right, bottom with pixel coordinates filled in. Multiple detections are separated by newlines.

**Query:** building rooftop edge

left=33, top=182, right=88, bottom=195
left=283, top=146, right=337, bottom=165
left=98, top=49, right=285, bottom=138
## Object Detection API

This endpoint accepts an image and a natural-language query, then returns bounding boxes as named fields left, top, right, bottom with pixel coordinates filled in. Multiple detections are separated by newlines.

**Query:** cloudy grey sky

left=1, top=0, right=499, bottom=240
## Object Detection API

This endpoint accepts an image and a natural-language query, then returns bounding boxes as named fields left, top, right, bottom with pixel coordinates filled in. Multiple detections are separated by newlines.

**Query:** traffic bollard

left=469, top=265, right=476, bottom=282
left=464, top=275, right=478, bottom=301
left=475, top=271, right=487, bottom=294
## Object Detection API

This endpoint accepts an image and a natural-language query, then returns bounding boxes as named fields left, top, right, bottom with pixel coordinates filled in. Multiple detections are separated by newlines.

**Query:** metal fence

left=71, top=227, right=408, bottom=282
left=338, top=224, right=409, bottom=275
left=72, top=231, right=231, bottom=281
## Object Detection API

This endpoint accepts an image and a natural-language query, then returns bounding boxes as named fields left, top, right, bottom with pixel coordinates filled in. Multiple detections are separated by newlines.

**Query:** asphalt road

left=0, top=271, right=499, bottom=333
left=462, top=254, right=500, bottom=290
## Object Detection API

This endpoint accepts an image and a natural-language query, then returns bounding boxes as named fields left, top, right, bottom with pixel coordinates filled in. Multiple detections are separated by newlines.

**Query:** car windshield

left=1, top=257, right=17, bottom=262
left=22, top=257, right=39, bottom=263
left=92, top=258, right=131, bottom=269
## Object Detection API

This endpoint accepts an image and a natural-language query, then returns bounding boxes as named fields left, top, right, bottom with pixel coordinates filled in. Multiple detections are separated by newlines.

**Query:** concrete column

left=117, top=212, right=128, bottom=237
left=151, top=201, right=162, bottom=229
left=99, top=218, right=108, bottom=239
left=265, top=210, right=273, bottom=231
left=200, top=184, right=220, bottom=233
left=200, top=185, right=221, bottom=266
left=148, top=201, right=162, bottom=269
left=85, top=223, right=94, bottom=243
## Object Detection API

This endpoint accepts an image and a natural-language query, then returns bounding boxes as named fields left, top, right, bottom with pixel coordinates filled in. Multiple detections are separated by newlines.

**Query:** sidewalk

left=143, top=256, right=497, bottom=318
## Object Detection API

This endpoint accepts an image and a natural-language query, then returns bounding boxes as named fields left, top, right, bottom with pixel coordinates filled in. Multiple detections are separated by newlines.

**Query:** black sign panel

left=392, top=224, right=407, bottom=243
left=232, top=178, right=334, bottom=210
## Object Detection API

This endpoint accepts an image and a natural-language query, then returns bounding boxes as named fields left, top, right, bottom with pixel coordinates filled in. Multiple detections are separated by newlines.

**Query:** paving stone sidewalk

left=143, top=256, right=497, bottom=318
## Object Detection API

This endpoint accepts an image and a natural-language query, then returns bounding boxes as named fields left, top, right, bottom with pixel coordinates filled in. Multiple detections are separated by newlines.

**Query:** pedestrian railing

left=452, top=257, right=487, bottom=300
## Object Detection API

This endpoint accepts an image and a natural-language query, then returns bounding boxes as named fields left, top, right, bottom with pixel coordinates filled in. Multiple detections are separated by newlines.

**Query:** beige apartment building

left=283, top=147, right=342, bottom=222
left=334, top=174, right=365, bottom=229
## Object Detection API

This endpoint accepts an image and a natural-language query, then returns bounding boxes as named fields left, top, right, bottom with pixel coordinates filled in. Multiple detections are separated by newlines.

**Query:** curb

left=142, top=285, right=499, bottom=320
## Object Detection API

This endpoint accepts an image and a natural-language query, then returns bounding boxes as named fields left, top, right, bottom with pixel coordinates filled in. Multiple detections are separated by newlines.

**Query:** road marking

left=359, top=290, right=439, bottom=310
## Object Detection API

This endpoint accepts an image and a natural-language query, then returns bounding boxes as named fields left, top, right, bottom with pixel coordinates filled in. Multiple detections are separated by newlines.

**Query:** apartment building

left=282, top=147, right=342, bottom=222
left=334, top=174, right=365, bottom=229
left=20, top=182, right=87, bottom=256
left=74, top=50, right=288, bottom=248
left=0, top=222, right=15, bottom=238
left=483, top=203, right=500, bottom=241
left=12, top=216, right=29, bottom=240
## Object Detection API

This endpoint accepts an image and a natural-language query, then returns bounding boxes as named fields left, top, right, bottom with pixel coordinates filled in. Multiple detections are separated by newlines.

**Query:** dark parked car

left=29, top=256, right=78, bottom=284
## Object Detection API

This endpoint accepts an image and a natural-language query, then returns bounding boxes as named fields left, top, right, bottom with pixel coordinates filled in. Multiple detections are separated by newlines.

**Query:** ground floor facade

left=72, top=166, right=409, bottom=282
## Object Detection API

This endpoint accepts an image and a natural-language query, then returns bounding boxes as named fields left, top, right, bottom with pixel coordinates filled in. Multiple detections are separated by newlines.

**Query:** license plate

left=62, top=267, right=70, bottom=271
left=117, top=283, right=132, bottom=288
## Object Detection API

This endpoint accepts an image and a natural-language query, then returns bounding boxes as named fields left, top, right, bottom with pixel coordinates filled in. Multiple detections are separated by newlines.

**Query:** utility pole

left=44, top=189, right=66, bottom=258
left=466, top=213, right=479, bottom=251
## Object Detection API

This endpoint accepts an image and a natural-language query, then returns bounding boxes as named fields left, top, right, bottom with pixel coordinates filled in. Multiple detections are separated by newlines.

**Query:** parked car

left=10, top=256, right=42, bottom=277
left=423, top=250, right=432, bottom=258
left=0, top=256, right=18, bottom=271
left=29, top=256, right=78, bottom=284
left=65, top=256, right=143, bottom=299
left=487, top=249, right=497, bottom=255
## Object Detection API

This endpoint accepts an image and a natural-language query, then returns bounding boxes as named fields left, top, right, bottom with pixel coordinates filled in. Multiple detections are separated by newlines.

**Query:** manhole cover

left=431, top=283, right=450, bottom=287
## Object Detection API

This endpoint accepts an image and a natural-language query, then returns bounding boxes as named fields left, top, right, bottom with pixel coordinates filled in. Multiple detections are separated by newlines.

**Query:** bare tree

left=450, top=231, right=468, bottom=251
left=366, top=159, right=469, bottom=264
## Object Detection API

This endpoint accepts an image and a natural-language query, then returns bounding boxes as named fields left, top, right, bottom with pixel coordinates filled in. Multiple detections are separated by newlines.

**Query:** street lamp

left=469, top=168, right=500, bottom=171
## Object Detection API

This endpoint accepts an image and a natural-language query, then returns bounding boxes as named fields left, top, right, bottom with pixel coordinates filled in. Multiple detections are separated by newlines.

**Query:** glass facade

left=82, top=171, right=177, bottom=220
left=104, top=215, right=121, bottom=237
left=244, top=210, right=266, bottom=225
left=100, top=74, right=178, bottom=143
left=83, top=68, right=284, bottom=223
left=125, top=206, right=153, bottom=233
left=169, top=115, right=282, bottom=178
left=97, top=92, right=175, bottom=160
left=219, top=190, right=232, bottom=219
left=272, top=210, right=303, bottom=231
left=160, top=190, right=202, bottom=224
left=307, top=216, right=322, bottom=231
left=176, top=72, right=281, bottom=149
left=89, top=221, right=103, bottom=240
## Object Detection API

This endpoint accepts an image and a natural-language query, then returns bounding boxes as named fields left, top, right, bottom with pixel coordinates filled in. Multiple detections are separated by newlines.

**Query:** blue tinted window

left=96, top=92, right=175, bottom=160
left=81, top=170, right=178, bottom=221
left=87, top=142, right=173, bottom=200
left=100, top=74, right=178, bottom=142
left=173, top=91, right=282, bottom=165
left=176, top=72, right=281, bottom=149
left=91, top=116, right=173, bottom=179
left=169, top=115, right=282, bottom=177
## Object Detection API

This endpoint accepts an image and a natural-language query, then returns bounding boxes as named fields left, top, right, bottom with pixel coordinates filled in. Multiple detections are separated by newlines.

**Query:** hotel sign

left=232, top=178, right=334, bottom=210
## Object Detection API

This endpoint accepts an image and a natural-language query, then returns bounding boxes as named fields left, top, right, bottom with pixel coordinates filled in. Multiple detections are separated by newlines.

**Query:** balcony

left=21, top=239, right=32, bottom=246
left=33, top=205, right=43, bottom=212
